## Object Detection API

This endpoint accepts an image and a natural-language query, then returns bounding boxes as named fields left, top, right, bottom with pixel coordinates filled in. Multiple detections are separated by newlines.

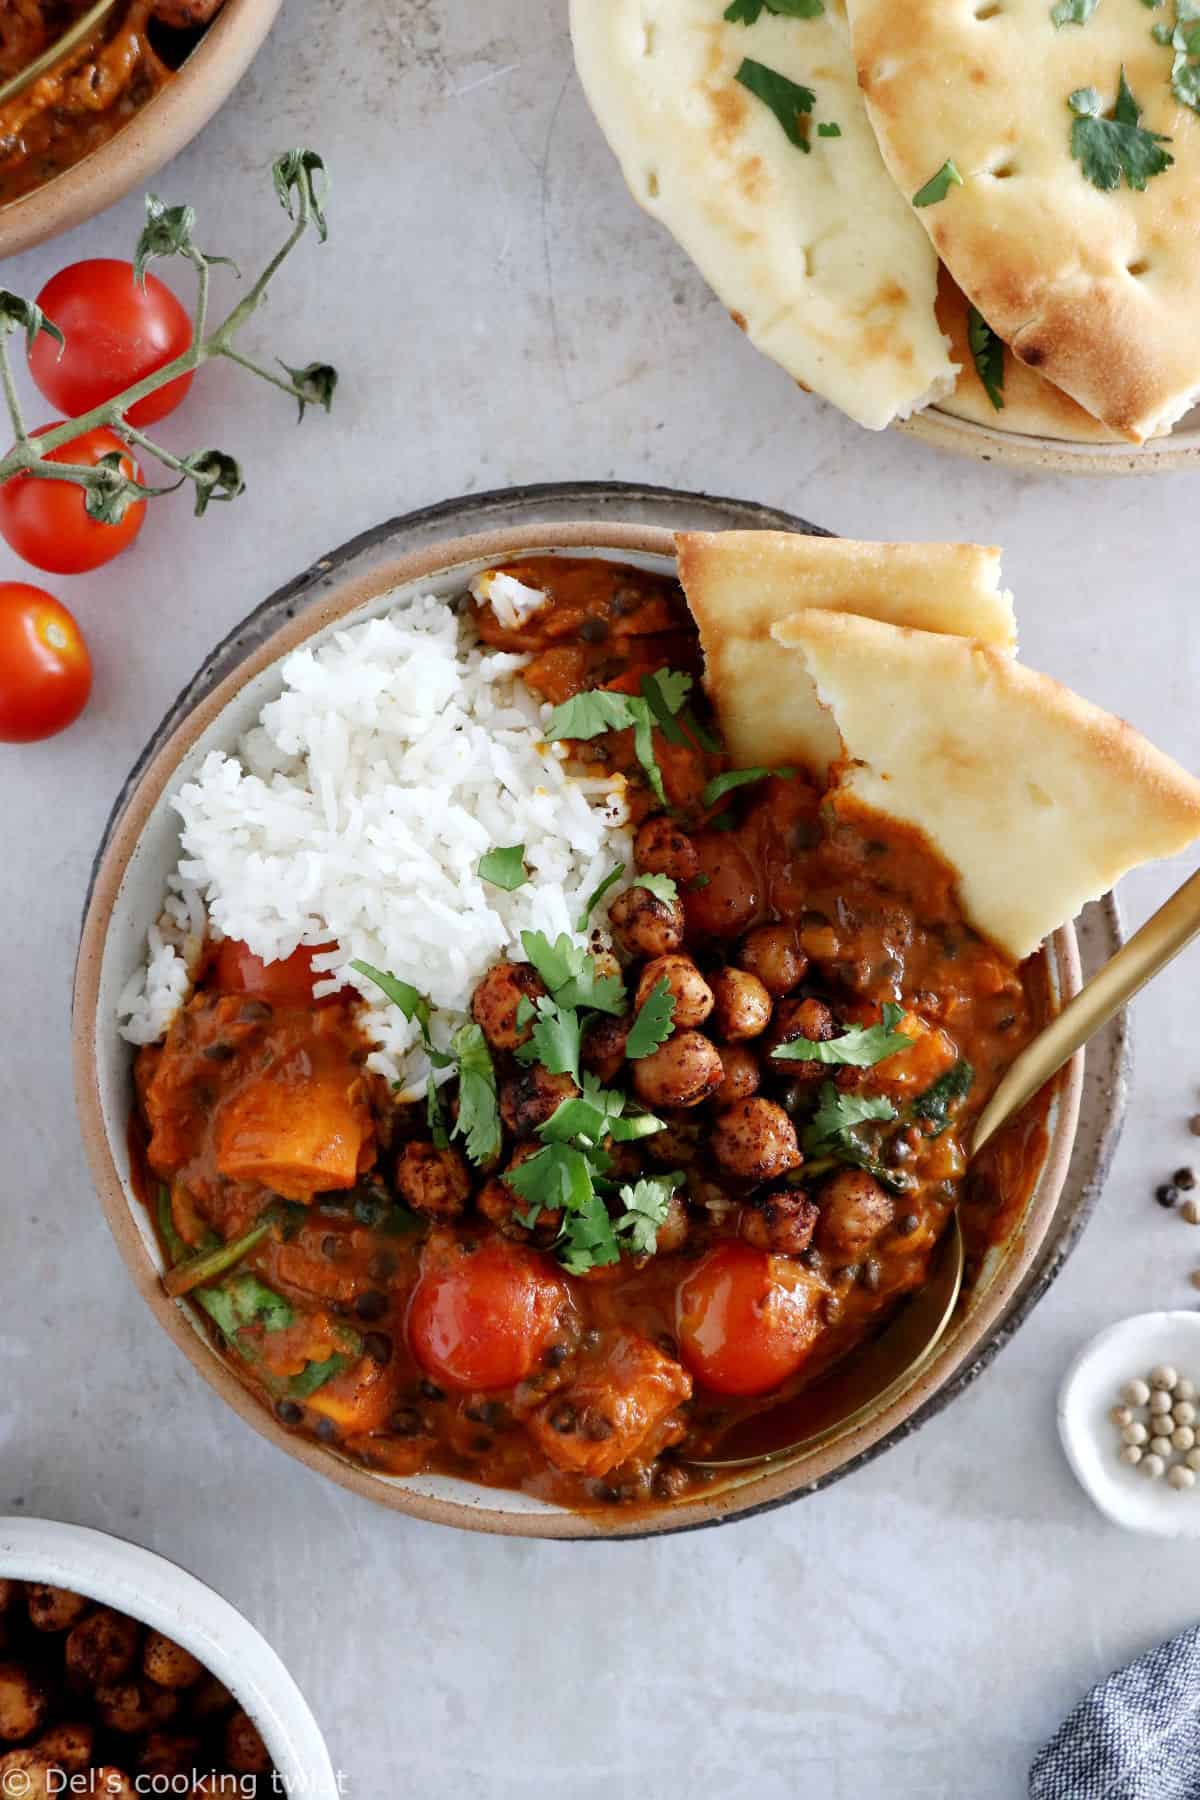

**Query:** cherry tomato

left=675, top=1242, right=824, bottom=1397
left=0, top=582, right=91, bottom=742
left=408, top=1234, right=569, bottom=1392
left=29, top=259, right=194, bottom=427
left=0, top=424, right=145, bottom=574
left=210, top=939, right=341, bottom=1007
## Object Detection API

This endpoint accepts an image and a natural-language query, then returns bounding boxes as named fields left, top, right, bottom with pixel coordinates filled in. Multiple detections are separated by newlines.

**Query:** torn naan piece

left=845, top=0, right=1200, bottom=442
left=569, top=0, right=956, bottom=431
left=770, top=610, right=1200, bottom=960
left=677, top=530, right=1015, bottom=779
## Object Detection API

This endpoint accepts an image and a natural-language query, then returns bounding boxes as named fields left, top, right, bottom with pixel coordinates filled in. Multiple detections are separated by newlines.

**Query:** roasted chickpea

left=0, top=1587, right=13, bottom=1617
left=0, top=1665, right=49, bottom=1742
left=92, top=1773, right=135, bottom=1800
left=25, top=1584, right=89, bottom=1634
left=582, top=1011, right=631, bottom=1083
left=34, top=1722, right=92, bottom=1774
left=499, top=1066, right=578, bottom=1136
left=652, top=1192, right=691, bottom=1255
left=815, top=1169, right=894, bottom=1258
left=94, top=1679, right=177, bottom=1736
left=711, top=1098, right=802, bottom=1184
left=470, top=959, right=546, bottom=1051
left=645, top=1115, right=703, bottom=1167
left=709, top=966, right=772, bottom=1041
left=64, top=1608, right=139, bottom=1688
left=634, top=817, right=699, bottom=884
left=632, top=1033, right=724, bottom=1109
left=765, top=996, right=838, bottom=1081
left=740, top=1190, right=819, bottom=1256
left=737, top=924, right=808, bottom=997
left=714, top=1043, right=760, bottom=1106
left=137, top=1732, right=201, bottom=1778
left=188, top=1675, right=234, bottom=1722
left=395, top=1140, right=472, bottom=1219
left=635, top=955, right=713, bottom=1030
left=142, top=1631, right=203, bottom=1692
left=682, top=834, right=759, bottom=939
left=0, top=1751, right=53, bottom=1800
left=608, top=885, right=685, bottom=958
left=225, top=1709, right=271, bottom=1775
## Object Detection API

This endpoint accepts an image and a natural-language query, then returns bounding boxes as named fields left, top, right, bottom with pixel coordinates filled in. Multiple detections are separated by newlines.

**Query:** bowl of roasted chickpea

left=0, top=1516, right=337, bottom=1797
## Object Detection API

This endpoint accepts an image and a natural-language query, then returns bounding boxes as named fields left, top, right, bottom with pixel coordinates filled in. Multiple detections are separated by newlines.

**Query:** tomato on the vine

left=28, top=260, right=194, bottom=427
left=0, top=583, right=91, bottom=742
left=0, top=424, right=145, bottom=574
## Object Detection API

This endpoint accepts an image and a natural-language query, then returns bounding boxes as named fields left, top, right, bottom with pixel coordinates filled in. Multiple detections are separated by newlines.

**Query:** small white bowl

left=1058, top=1312, right=1200, bottom=1538
left=0, top=1515, right=337, bottom=1795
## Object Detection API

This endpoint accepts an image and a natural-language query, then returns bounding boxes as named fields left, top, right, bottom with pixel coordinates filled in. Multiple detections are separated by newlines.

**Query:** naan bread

left=935, top=270, right=1124, bottom=445
left=570, top=0, right=956, bottom=430
left=845, top=0, right=1200, bottom=442
left=771, top=610, right=1200, bottom=960
left=677, top=530, right=1014, bottom=778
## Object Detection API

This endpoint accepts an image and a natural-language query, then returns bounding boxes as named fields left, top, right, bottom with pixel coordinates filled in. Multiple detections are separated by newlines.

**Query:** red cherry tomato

left=210, top=939, right=341, bottom=1007
left=676, top=1242, right=824, bottom=1397
left=0, top=582, right=91, bottom=742
left=29, top=259, right=194, bottom=427
left=0, top=424, right=145, bottom=574
left=408, top=1234, right=569, bottom=1392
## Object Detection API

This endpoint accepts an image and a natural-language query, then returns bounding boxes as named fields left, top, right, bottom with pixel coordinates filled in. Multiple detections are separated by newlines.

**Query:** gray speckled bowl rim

left=79, top=480, right=1129, bottom=1540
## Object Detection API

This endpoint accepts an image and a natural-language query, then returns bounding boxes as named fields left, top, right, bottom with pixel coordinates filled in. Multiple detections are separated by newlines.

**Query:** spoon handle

left=973, top=866, right=1200, bottom=1155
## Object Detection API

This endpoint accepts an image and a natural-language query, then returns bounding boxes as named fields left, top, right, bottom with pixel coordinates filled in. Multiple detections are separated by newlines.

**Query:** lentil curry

left=131, top=557, right=1052, bottom=1512
left=0, top=0, right=225, bottom=206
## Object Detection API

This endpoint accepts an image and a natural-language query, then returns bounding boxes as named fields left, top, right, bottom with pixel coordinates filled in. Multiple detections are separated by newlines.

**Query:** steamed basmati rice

left=117, top=588, right=633, bottom=1095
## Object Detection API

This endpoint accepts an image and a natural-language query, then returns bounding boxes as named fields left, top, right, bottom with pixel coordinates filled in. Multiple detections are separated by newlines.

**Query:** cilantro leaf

left=701, top=765, right=795, bottom=809
left=520, top=930, right=626, bottom=1015
left=515, top=997, right=584, bottom=1082
left=725, top=0, right=823, bottom=20
left=576, top=862, right=626, bottom=933
left=351, top=959, right=429, bottom=1031
left=632, top=872, right=678, bottom=905
left=539, top=1077, right=663, bottom=1150
left=477, top=843, right=528, bottom=892
left=504, top=1142, right=596, bottom=1230
left=449, top=1022, right=500, bottom=1163
left=967, top=307, right=1005, bottom=412
left=1051, top=0, right=1099, bottom=22
left=817, top=121, right=842, bottom=137
left=556, top=1190, right=622, bottom=1275
left=288, top=1351, right=355, bottom=1398
left=543, top=672, right=692, bottom=808
left=912, top=159, right=964, bottom=207
left=911, top=1060, right=974, bottom=1137
left=803, top=1082, right=897, bottom=1153
left=1172, top=3, right=1200, bottom=110
left=640, top=671, right=692, bottom=746
left=735, top=58, right=816, bottom=149
left=197, top=1272, right=295, bottom=1341
left=426, top=1078, right=450, bottom=1151
left=772, top=1003, right=910, bottom=1068
left=614, top=1176, right=680, bottom=1258
left=632, top=705, right=668, bottom=805
left=681, top=706, right=722, bottom=754
left=626, top=976, right=677, bottom=1060
left=1069, top=71, right=1172, bottom=190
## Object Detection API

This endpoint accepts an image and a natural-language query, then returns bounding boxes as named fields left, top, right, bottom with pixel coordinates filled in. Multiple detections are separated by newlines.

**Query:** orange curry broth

left=130, top=555, right=1052, bottom=1509
left=0, top=1, right=171, bottom=206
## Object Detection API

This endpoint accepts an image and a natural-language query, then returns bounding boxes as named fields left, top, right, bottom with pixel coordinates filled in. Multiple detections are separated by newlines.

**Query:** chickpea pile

left=0, top=1581, right=274, bottom=1796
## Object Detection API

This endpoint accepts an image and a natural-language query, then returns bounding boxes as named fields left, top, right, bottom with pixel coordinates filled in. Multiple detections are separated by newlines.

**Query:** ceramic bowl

left=73, top=520, right=1084, bottom=1539
left=0, top=0, right=281, bottom=258
left=0, top=1514, right=337, bottom=1794
left=899, top=405, right=1200, bottom=475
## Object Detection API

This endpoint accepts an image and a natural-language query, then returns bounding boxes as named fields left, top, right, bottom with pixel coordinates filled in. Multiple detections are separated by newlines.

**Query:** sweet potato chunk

left=529, top=1333, right=692, bottom=1478
left=215, top=1049, right=372, bottom=1200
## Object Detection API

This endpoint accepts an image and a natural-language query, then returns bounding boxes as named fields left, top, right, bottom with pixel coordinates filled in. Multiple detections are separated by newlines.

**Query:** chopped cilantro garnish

left=614, top=1177, right=680, bottom=1257
left=702, top=765, right=795, bottom=809
left=449, top=1022, right=500, bottom=1163
left=640, top=671, right=692, bottom=746
left=911, top=1060, right=974, bottom=1136
left=690, top=872, right=711, bottom=890
left=197, top=1272, right=294, bottom=1341
left=772, top=1003, right=909, bottom=1068
left=288, top=1351, right=355, bottom=1398
left=681, top=706, right=721, bottom=754
left=520, top=930, right=626, bottom=1014
left=539, top=1077, right=663, bottom=1150
left=1154, top=21, right=1174, bottom=43
left=1051, top=0, right=1099, bottom=23
left=725, top=0, right=823, bottom=20
left=625, top=976, right=677, bottom=1060
left=632, top=872, right=678, bottom=905
left=477, top=843, right=528, bottom=891
left=543, top=673, right=692, bottom=808
left=735, top=59, right=816, bottom=151
left=1069, top=70, right=1172, bottom=190
left=1171, top=3, right=1200, bottom=110
left=967, top=307, right=1005, bottom=412
left=912, top=159, right=964, bottom=207
left=817, top=121, right=842, bottom=137
left=803, top=1082, right=897, bottom=1154
left=576, top=862, right=626, bottom=932
left=351, top=959, right=429, bottom=1032
left=515, top=996, right=584, bottom=1083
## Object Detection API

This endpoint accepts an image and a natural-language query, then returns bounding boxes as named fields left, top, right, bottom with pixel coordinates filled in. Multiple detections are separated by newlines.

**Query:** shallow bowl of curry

left=73, top=521, right=1084, bottom=1540
left=0, top=0, right=280, bottom=256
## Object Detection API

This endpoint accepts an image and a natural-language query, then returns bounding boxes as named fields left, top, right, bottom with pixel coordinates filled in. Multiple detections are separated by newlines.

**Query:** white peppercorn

left=1122, top=1421, right=1149, bottom=1446
left=1142, top=1453, right=1167, bottom=1480
left=1122, top=1379, right=1151, bottom=1407
left=1175, top=1401, right=1197, bottom=1426
left=1172, top=1426, right=1196, bottom=1452
left=1168, top=1465, right=1197, bottom=1492
left=1151, top=1365, right=1179, bottom=1392
left=1120, top=1444, right=1143, bottom=1467
left=1150, top=1389, right=1174, bottom=1416
left=1150, top=1435, right=1174, bottom=1458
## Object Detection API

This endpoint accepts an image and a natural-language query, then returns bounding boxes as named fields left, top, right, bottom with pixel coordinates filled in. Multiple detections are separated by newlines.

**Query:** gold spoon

left=0, top=0, right=120, bottom=109
left=687, top=866, right=1200, bottom=1471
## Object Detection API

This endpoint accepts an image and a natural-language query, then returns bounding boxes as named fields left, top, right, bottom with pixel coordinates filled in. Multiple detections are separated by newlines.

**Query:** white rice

left=117, top=587, right=633, bottom=1094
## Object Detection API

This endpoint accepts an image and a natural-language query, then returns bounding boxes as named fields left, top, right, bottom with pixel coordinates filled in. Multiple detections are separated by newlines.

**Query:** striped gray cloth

left=1030, top=1624, right=1200, bottom=1799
